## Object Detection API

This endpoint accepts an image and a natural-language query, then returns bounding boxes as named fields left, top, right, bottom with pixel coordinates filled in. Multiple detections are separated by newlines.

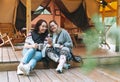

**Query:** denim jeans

left=21, top=48, right=42, bottom=69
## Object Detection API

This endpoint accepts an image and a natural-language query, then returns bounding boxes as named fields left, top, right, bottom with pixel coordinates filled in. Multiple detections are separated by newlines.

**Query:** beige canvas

left=0, top=0, right=18, bottom=23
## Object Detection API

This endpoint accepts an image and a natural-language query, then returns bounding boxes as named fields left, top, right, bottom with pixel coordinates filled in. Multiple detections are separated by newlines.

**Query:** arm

left=23, top=32, right=38, bottom=49
left=24, top=43, right=38, bottom=49
left=57, top=29, right=73, bottom=49
left=63, top=31, right=73, bottom=48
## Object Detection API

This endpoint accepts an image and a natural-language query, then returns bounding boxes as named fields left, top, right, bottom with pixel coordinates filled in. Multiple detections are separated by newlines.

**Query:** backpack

left=70, top=52, right=83, bottom=64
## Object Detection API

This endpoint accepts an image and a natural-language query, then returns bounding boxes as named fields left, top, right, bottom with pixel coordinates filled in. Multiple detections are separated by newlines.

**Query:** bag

left=71, top=52, right=83, bottom=63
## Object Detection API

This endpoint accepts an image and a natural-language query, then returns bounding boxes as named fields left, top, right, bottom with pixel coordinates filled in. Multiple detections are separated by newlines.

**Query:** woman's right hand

left=46, top=37, right=52, bottom=45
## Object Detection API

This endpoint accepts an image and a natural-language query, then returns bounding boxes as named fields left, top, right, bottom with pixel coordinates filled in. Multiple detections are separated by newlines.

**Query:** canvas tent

left=0, top=0, right=118, bottom=35
left=0, top=0, right=100, bottom=34
left=0, top=0, right=119, bottom=51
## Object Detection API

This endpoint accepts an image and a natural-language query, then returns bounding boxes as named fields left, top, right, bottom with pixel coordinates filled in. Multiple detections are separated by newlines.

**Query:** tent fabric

left=16, top=0, right=51, bottom=31
left=0, top=0, right=18, bottom=23
left=15, top=1, right=26, bottom=31
left=0, top=0, right=99, bottom=31
left=55, top=0, right=90, bottom=31
left=85, top=0, right=99, bottom=18
left=21, top=0, right=44, bottom=11
left=61, top=0, right=82, bottom=13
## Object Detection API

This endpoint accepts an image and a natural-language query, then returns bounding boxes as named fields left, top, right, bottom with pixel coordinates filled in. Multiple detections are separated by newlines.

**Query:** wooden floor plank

left=88, top=69, right=117, bottom=82
left=35, top=69, right=52, bottom=82
left=15, top=51, right=22, bottom=62
left=7, top=47, right=17, bottom=62
left=0, top=68, right=119, bottom=82
left=0, top=47, right=2, bottom=62
left=0, top=71, right=8, bottom=82
left=69, top=68, right=94, bottom=82
left=2, top=47, right=10, bottom=62
left=18, top=74, right=30, bottom=82
left=59, top=69, right=83, bottom=82
left=50, top=69, right=69, bottom=82
left=28, top=71, right=41, bottom=82
left=8, top=71, right=19, bottom=82
left=42, top=69, right=62, bottom=82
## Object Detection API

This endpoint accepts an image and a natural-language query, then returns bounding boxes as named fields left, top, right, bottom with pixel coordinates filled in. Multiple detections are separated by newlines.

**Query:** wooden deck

left=1, top=68, right=120, bottom=82
left=0, top=68, right=94, bottom=82
left=0, top=45, right=83, bottom=71
left=0, top=44, right=120, bottom=82
left=0, top=44, right=120, bottom=71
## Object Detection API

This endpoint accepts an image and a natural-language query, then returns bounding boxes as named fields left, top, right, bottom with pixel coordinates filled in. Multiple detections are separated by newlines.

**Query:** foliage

left=81, top=14, right=120, bottom=74
left=81, top=57, right=97, bottom=74
left=81, top=14, right=104, bottom=73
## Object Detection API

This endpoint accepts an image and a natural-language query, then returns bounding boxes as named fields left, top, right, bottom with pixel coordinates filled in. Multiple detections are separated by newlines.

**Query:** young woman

left=17, top=19, right=48, bottom=75
left=46, top=20, right=73, bottom=73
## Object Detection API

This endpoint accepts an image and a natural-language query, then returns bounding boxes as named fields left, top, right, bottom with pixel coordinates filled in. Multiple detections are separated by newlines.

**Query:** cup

left=54, top=44, right=60, bottom=48
left=38, top=44, right=43, bottom=50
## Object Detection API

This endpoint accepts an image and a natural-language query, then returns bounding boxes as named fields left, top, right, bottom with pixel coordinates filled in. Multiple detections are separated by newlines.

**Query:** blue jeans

left=21, top=48, right=42, bottom=69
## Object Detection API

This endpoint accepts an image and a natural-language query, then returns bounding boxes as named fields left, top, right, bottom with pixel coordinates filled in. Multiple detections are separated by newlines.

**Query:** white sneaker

left=17, top=64, right=24, bottom=75
left=19, top=64, right=31, bottom=75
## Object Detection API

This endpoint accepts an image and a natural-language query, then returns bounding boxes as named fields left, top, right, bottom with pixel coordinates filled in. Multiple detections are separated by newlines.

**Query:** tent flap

left=15, top=1, right=26, bottom=31
left=55, top=0, right=90, bottom=31
left=0, top=0, right=18, bottom=23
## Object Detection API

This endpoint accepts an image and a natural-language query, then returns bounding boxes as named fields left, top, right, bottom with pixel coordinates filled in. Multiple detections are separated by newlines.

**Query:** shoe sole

left=17, top=68, right=24, bottom=75
left=19, top=65, right=30, bottom=75
left=56, top=70, right=63, bottom=74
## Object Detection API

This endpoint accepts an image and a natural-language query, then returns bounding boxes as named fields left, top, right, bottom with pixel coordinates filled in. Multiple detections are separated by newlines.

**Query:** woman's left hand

left=59, top=45, right=64, bottom=48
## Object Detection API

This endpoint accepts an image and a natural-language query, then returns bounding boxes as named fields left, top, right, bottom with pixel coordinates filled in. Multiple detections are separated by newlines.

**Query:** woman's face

left=49, top=22, right=58, bottom=33
left=39, top=22, right=47, bottom=33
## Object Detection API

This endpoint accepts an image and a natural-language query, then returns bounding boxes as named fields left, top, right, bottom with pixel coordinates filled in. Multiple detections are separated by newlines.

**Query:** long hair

left=34, top=19, right=47, bottom=33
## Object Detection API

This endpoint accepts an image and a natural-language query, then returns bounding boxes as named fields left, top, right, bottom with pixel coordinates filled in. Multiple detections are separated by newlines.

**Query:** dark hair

left=34, top=19, right=47, bottom=32
left=49, top=20, right=58, bottom=26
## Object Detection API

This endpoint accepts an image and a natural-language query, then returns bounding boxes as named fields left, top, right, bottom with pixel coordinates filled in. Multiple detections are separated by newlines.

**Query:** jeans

left=21, top=48, right=42, bottom=69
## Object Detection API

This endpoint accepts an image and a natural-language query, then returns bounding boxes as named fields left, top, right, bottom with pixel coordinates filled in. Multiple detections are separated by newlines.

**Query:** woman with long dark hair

left=17, top=19, right=48, bottom=75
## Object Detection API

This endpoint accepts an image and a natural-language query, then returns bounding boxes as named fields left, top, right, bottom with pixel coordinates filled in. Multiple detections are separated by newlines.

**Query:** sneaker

left=17, top=64, right=24, bottom=75
left=56, top=69, right=63, bottom=73
left=63, top=63, right=71, bottom=69
left=19, top=64, right=31, bottom=75
left=56, top=67, right=63, bottom=74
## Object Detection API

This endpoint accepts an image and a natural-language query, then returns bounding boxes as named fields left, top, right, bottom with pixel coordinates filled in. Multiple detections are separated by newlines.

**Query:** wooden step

left=0, top=60, right=83, bottom=71
left=0, top=46, right=120, bottom=71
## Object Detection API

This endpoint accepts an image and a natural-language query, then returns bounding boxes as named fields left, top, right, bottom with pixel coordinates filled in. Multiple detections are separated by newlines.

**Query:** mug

left=38, top=43, right=43, bottom=50
left=54, top=44, right=60, bottom=48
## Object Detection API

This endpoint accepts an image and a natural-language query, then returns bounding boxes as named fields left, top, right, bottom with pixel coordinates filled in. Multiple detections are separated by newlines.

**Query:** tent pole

left=26, top=0, right=31, bottom=34
left=116, top=0, right=120, bottom=52
left=50, top=0, right=55, bottom=20
left=102, top=6, right=105, bottom=23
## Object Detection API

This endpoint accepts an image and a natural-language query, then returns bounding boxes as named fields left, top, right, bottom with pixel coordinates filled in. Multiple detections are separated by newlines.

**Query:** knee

left=60, top=55, right=66, bottom=60
left=59, top=55, right=66, bottom=63
left=34, top=52, right=42, bottom=60
left=60, top=47, right=70, bottom=55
